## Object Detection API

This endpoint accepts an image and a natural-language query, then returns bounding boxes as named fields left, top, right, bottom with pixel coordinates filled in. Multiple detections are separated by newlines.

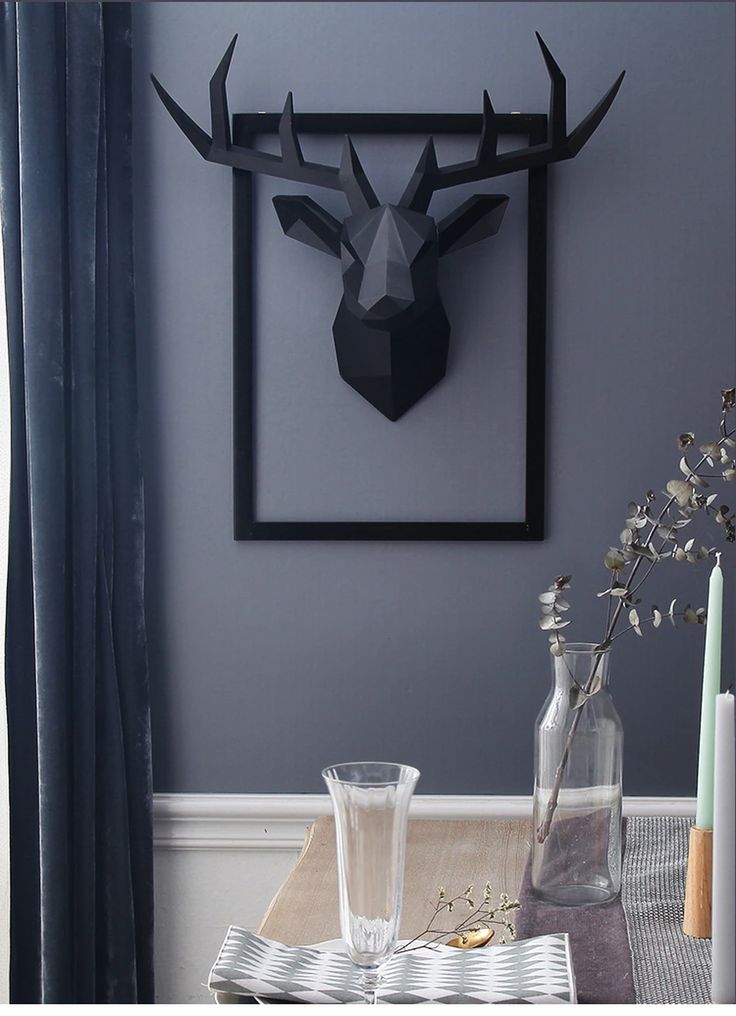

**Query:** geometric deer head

left=152, top=36, right=624, bottom=420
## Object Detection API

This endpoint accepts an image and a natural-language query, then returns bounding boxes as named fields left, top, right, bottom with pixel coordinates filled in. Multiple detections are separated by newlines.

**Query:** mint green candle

left=695, top=554, right=723, bottom=829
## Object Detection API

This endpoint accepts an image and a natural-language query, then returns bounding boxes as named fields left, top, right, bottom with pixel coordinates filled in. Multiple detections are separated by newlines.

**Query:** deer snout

left=356, top=260, right=414, bottom=320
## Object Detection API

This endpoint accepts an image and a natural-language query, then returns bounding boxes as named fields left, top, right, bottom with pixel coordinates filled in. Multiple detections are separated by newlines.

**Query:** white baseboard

left=152, top=792, right=696, bottom=851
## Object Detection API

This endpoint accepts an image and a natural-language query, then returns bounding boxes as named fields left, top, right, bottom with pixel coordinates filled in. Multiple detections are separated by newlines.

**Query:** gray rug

left=518, top=816, right=711, bottom=1004
left=622, top=816, right=711, bottom=1004
left=516, top=820, right=634, bottom=1004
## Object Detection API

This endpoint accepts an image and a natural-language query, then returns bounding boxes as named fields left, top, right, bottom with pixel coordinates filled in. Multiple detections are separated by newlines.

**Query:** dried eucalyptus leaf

left=700, top=442, right=721, bottom=459
left=634, top=625, right=643, bottom=637
left=629, top=608, right=640, bottom=627
left=678, top=432, right=695, bottom=450
left=604, top=549, right=626, bottom=571
left=587, top=674, right=603, bottom=696
left=653, top=609, right=662, bottom=628
left=666, top=479, right=693, bottom=507
left=538, top=592, right=557, bottom=604
left=569, top=687, right=588, bottom=709
left=540, top=616, right=571, bottom=631
left=723, top=469, right=736, bottom=482
left=550, top=640, right=566, bottom=657
left=684, top=606, right=699, bottom=624
left=685, top=538, right=695, bottom=552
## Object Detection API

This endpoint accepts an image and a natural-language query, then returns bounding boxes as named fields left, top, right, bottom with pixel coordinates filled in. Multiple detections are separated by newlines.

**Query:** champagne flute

left=322, top=761, right=420, bottom=1004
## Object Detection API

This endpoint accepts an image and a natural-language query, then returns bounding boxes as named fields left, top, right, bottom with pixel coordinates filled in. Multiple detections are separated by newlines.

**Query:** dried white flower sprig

left=394, top=883, right=521, bottom=954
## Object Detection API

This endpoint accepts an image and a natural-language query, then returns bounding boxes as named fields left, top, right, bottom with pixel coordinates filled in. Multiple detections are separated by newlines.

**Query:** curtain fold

left=0, top=2, right=154, bottom=1002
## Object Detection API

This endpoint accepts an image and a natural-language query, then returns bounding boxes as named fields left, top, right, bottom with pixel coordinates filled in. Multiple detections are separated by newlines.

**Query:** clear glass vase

left=531, top=644, right=623, bottom=905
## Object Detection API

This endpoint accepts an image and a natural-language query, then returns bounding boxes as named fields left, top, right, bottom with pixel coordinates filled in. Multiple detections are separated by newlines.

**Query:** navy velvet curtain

left=0, top=2, right=154, bottom=1002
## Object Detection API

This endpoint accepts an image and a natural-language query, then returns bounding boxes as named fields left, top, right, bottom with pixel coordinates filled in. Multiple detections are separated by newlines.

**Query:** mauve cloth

left=516, top=819, right=635, bottom=1004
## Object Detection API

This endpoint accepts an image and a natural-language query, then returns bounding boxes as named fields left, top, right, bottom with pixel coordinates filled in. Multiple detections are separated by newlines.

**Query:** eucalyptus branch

left=536, top=388, right=736, bottom=844
left=604, top=571, right=615, bottom=632
left=609, top=607, right=704, bottom=643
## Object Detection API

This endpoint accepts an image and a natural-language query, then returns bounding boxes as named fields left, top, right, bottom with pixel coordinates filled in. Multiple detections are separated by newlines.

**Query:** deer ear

left=272, top=196, right=342, bottom=257
left=438, top=194, right=509, bottom=256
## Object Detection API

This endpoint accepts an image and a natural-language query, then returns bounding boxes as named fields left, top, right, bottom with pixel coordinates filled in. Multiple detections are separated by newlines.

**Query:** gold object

left=446, top=927, right=495, bottom=949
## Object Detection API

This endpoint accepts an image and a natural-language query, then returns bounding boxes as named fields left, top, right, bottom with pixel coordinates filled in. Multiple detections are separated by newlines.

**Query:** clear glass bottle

left=531, top=644, right=623, bottom=905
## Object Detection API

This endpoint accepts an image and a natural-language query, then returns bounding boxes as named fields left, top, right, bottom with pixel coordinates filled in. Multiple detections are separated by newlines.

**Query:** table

left=259, top=817, right=532, bottom=946
left=251, top=815, right=712, bottom=1004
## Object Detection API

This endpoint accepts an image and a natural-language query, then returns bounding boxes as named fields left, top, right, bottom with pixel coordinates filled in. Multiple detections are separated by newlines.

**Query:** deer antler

left=151, top=35, right=378, bottom=214
left=400, top=34, right=625, bottom=212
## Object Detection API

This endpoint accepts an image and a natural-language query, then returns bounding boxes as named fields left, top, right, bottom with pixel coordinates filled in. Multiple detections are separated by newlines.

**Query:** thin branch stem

left=608, top=610, right=691, bottom=643
left=604, top=572, right=615, bottom=633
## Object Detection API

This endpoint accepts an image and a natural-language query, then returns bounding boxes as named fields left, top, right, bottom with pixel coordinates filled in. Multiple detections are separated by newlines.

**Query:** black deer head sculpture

left=152, top=36, right=624, bottom=420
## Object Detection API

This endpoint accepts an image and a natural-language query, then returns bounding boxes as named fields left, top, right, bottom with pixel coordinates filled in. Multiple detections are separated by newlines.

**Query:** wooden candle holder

left=683, top=825, right=712, bottom=938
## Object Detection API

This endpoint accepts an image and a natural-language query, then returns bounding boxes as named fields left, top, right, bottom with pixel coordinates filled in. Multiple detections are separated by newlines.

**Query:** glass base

left=534, top=882, right=619, bottom=906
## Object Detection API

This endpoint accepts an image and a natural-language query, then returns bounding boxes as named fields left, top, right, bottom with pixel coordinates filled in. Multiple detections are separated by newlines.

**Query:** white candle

left=695, top=556, right=723, bottom=829
left=712, top=691, right=735, bottom=1004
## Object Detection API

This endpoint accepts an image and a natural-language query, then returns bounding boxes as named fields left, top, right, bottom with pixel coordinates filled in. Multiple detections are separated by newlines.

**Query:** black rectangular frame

left=232, top=111, right=548, bottom=540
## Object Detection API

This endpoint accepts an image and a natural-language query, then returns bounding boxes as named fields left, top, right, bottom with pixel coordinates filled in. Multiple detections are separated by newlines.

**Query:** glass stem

left=360, top=968, right=381, bottom=1005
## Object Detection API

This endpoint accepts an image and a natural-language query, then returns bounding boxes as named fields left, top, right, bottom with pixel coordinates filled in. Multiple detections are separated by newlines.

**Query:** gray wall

left=133, top=2, right=736, bottom=795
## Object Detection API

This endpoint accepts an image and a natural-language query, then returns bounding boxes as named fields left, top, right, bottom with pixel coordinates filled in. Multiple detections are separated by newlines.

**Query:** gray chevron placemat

left=209, top=927, right=577, bottom=1004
